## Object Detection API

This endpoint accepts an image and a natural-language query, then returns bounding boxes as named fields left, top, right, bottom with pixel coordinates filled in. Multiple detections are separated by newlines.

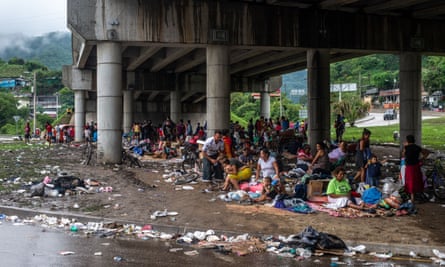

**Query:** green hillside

left=0, top=32, right=72, bottom=70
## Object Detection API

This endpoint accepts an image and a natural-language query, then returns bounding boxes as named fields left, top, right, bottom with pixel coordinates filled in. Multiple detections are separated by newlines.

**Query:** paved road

left=355, top=111, right=441, bottom=128
left=0, top=219, right=435, bottom=266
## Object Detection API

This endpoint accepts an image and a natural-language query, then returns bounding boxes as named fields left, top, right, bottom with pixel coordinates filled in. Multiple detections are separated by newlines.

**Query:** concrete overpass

left=63, top=0, right=445, bottom=163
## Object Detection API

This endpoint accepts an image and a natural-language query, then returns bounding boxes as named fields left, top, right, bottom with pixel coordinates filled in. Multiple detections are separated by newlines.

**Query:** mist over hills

left=0, top=32, right=72, bottom=70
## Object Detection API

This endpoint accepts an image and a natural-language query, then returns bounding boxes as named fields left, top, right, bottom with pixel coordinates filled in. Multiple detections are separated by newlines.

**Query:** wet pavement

left=0, top=219, right=439, bottom=267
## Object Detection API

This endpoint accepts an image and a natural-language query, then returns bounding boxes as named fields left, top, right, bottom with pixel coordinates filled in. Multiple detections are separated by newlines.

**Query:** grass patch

left=340, top=117, right=445, bottom=151
left=0, top=142, right=33, bottom=150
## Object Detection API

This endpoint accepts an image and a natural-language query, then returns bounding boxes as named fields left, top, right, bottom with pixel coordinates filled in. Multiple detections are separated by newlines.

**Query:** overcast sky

left=0, top=0, right=67, bottom=36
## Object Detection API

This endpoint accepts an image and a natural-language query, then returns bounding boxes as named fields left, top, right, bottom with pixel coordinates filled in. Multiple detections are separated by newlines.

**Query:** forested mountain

left=0, top=32, right=71, bottom=70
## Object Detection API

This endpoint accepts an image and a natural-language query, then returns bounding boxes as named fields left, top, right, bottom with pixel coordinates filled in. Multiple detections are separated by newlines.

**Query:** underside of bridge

left=63, top=0, right=445, bottom=162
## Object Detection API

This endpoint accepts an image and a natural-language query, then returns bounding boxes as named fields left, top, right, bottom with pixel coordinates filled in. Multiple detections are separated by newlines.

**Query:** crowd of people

left=23, top=121, right=75, bottom=146
left=27, top=113, right=428, bottom=211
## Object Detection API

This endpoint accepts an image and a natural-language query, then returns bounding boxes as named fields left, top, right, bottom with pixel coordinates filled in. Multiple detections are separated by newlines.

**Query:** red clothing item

left=222, top=136, right=233, bottom=158
left=405, top=163, right=424, bottom=194
left=46, top=125, right=52, bottom=133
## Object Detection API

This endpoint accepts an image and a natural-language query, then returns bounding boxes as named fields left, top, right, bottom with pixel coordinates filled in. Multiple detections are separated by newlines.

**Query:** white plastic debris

left=350, top=245, right=366, bottom=254
left=59, top=251, right=75, bottom=256
left=369, top=251, right=392, bottom=259
left=184, top=250, right=199, bottom=256
left=433, top=249, right=445, bottom=259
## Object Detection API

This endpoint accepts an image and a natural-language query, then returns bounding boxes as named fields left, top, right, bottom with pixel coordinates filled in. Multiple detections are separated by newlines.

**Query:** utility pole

left=33, top=72, right=37, bottom=135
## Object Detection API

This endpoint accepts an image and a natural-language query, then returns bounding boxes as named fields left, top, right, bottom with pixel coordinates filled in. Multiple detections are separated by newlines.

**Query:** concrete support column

left=170, top=76, right=181, bottom=123
left=123, top=90, right=133, bottom=133
left=74, top=90, right=86, bottom=142
left=399, top=52, right=422, bottom=149
left=206, top=45, right=230, bottom=135
left=307, top=49, right=331, bottom=151
left=123, top=72, right=135, bottom=133
left=260, top=92, right=271, bottom=119
left=97, top=42, right=122, bottom=163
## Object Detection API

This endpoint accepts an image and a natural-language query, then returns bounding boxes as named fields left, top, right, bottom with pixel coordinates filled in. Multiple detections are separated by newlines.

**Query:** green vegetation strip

left=340, top=117, right=445, bottom=151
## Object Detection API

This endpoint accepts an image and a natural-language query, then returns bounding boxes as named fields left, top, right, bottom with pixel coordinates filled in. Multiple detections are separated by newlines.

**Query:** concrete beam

left=76, top=42, right=94, bottom=68
left=174, top=49, right=206, bottom=73
left=241, top=52, right=306, bottom=76
left=181, top=88, right=202, bottom=102
left=193, top=94, right=206, bottom=104
left=230, top=49, right=268, bottom=64
left=148, top=91, right=160, bottom=101
left=230, top=50, right=302, bottom=74
left=151, top=47, right=195, bottom=72
left=364, top=0, right=428, bottom=13
left=127, top=46, right=162, bottom=71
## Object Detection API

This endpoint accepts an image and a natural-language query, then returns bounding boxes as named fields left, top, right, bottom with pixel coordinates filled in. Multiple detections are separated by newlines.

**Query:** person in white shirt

left=201, top=130, right=224, bottom=182
left=255, top=148, right=280, bottom=182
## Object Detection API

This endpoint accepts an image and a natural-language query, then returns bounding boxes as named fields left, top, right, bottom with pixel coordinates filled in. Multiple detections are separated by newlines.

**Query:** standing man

left=334, top=114, right=346, bottom=143
left=201, top=130, right=225, bottom=183
left=24, top=121, right=31, bottom=144
left=45, top=121, right=53, bottom=147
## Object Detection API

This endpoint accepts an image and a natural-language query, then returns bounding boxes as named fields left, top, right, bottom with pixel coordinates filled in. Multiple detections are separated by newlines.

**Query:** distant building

left=0, top=78, right=27, bottom=89
left=426, top=90, right=444, bottom=107
left=379, top=89, right=400, bottom=109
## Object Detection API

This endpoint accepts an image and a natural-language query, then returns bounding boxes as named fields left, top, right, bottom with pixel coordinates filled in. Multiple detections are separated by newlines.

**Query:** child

left=238, top=148, right=254, bottom=167
left=365, top=154, right=386, bottom=187
left=254, top=177, right=282, bottom=202
left=163, top=141, right=177, bottom=159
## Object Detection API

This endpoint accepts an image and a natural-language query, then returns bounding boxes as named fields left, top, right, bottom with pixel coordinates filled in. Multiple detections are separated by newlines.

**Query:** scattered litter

left=59, top=251, right=75, bottom=256
left=433, top=249, right=445, bottom=259
left=409, top=251, right=419, bottom=258
left=184, top=250, right=199, bottom=256
left=369, top=251, right=392, bottom=259
left=169, top=248, right=183, bottom=252
left=350, top=245, right=366, bottom=254
left=94, top=252, right=102, bottom=256
left=182, top=185, right=194, bottom=190
left=113, top=256, right=124, bottom=262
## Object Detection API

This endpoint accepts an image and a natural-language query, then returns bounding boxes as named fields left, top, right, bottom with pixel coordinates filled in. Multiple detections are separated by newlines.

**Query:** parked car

left=383, top=109, right=397, bottom=120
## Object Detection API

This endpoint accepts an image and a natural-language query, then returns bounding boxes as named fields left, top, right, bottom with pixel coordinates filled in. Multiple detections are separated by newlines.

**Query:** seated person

left=255, top=148, right=280, bottom=182
left=328, top=141, right=347, bottom=163
left=326, top=167, right=364, bottom=210
left=238, top=148, right=254, bottom=167
left=309, top=142, right=330, bottom=174
left=282, top=144, right=313, bottom=162
left=297, top=144, right=313, bottom=162
left=221, top=158, right=252, bottom=191
left=253, top=177, right=283, bottom=202
left=164, top=141, right=177, bottom=158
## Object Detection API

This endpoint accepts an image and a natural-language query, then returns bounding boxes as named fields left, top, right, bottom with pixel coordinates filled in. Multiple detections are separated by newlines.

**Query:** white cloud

left=0, top=0, right=67, bottom=37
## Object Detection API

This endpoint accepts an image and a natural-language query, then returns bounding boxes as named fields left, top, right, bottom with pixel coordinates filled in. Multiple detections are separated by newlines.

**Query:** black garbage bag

left=53, top=176, right=84, bottom=194
left=285, top=226, right=347, bottom=251
left=316, top=232, right=347, bottom=250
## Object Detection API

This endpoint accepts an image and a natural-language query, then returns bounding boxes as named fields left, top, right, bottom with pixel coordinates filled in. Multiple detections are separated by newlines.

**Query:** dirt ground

left=1, top=142, right=445, bottom=247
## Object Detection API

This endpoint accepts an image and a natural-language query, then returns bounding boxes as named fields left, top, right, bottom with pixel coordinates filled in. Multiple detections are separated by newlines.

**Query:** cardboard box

left=307, top=179, right=330, bottom=199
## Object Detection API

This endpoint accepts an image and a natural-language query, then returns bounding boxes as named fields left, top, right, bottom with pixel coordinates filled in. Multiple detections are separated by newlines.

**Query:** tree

left=8, top=57, right=25, bottom=65
left=423, top=56, right=445, bottom=93
left=58, top=87, right=74, bottom=112
left=0, top=92, right=19, bottom=126
left=332, top=95, right=370, bottom=127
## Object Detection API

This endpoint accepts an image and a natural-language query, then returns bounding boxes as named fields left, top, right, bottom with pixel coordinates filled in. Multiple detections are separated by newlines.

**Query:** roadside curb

left=354, top=115, right=375, bottom=125
left=1, top=205, right=444, bottom=258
